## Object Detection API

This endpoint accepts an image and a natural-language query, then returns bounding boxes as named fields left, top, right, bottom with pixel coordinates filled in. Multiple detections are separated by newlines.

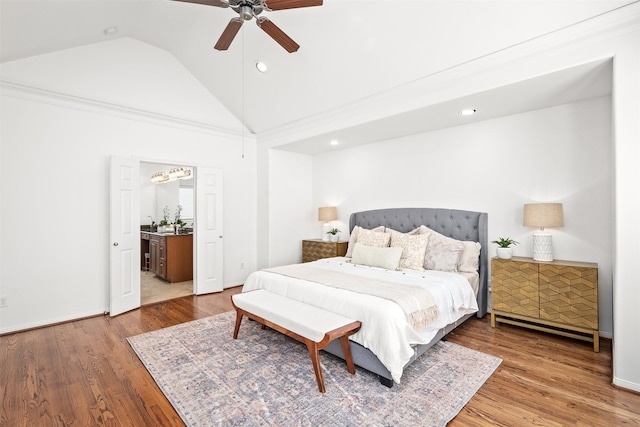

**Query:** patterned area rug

left=128, top=312, right=501, bottom=427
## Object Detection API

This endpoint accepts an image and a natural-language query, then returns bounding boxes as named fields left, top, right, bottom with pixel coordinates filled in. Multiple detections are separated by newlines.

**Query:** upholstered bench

left=231, top=289, right=362, bottom=393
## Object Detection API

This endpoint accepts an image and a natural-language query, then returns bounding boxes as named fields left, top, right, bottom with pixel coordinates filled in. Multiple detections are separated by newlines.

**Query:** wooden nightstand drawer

left=302, top=240, right=348, bottom=263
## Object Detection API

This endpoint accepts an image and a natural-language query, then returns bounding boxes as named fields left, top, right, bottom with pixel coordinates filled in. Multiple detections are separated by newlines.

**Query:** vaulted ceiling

left=1, top=0, right=635, bottom=152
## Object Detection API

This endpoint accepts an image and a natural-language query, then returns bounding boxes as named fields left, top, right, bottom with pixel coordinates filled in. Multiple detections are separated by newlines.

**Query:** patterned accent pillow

left=345, top=226, right=386, bottom=257
left=390, top=233, right=430, bottom=271
left=458, top=241, right=481, bottom=273
left=357, top=227, right=391, bottom=247
left=419, top=226, right=465, bottom=272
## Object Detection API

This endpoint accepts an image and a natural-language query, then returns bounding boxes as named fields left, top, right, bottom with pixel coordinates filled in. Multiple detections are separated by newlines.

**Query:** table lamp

left=318, top=207, right=337, bottom=241
left=523, top=203, right=564, bottom=262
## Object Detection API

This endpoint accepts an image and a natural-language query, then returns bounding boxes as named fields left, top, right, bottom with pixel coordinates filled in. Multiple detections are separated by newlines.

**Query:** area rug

left=128, top=312, right=501, bottom=427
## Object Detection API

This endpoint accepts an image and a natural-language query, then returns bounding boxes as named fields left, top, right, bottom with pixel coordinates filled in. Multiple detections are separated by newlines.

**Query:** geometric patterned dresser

left=491, top=256, right=599, bottom=352
left=302, top=239, right=348, bottom=263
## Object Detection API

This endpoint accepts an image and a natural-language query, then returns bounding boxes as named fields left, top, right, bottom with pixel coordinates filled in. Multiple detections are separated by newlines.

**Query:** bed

left=242, top=207, right=488, bottom=386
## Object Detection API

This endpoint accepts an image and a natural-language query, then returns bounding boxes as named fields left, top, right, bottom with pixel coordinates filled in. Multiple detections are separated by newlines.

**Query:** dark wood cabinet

left=140, top=232, right=150, bottom=271
left=164, top=234, right=192, bottom=282
left=149, top=234, right=161, bottom=276
left=147, top=233, right=193, bottom=283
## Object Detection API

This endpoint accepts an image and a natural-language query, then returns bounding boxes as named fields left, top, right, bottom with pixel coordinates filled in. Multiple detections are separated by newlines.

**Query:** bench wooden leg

left=233, top=312, right=243, bottom=339
left=305, top=340, right=326, bottom=393
left=339, top=336, right=356, bottom=375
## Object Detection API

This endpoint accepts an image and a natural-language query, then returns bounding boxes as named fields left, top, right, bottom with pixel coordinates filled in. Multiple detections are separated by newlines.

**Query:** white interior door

left=109, top=156, right=141, bottom=316
left=195, top=167, right=223, bottom=294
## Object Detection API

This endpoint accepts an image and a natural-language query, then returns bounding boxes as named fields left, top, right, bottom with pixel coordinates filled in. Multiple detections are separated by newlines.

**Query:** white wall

left=267, top=149, right=314, bottom=266
left=0, top=38, right=257, bottom=333
left=312, top=97, right=613, bottom=336
left=0, top=93, right=257, bottom=333
left=610, top=23, right=640, bottom=392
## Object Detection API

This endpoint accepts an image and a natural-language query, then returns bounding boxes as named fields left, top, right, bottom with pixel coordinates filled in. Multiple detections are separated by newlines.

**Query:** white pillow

left=345, top=225, right=385, bottom=258
left=351, top=243, right=403, bottom=270
left=390, top=233, right=430, bottom=271
left=458, top=241, right=481, bottom=273
left=356, top=227, right=391, bottom=248
left=419, top=226, right=465, bottom=272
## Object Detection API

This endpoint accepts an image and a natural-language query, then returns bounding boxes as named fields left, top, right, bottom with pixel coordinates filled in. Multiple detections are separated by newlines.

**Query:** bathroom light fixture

left=150, top=172, right=169, bottom=183
left=168, top=167, right=192, bottom=180
left=330, top=139, right=340, bottom=146
left=150, top=167, right=192, bottom=184
left=255, top=61, right=268, bottom=73
left=460, top=108, right=477, bottom=116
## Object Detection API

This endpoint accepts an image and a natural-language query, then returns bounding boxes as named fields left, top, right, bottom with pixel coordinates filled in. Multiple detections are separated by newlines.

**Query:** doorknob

left=113, top=242, right=119, bottom=246
left=219, top=235, right=223, bottom=238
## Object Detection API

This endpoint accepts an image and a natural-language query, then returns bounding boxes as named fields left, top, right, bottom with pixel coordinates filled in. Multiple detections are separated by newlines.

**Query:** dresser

left=302, top=239, right=348, bottom=263
left=491, top=256, right=599, bottom=351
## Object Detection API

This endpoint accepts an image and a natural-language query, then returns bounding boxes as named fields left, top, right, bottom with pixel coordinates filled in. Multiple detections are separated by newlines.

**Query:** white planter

left=496, top=247, right=513, bottom=259
left=330, top=234, right=339, bottom=242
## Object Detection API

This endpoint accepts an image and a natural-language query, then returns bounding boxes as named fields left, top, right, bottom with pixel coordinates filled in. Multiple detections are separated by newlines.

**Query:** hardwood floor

left=1, top=288, right=638, bottom=426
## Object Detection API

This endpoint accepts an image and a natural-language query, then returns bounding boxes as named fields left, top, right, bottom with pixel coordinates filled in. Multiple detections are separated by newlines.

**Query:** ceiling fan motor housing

left=239, top=5, right=254, bottom=20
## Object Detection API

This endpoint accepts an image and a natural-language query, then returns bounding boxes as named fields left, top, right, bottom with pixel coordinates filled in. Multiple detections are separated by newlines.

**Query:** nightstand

left=302, top=239, right=348, bottom=263
left=491, top=256, right=599, bottom=352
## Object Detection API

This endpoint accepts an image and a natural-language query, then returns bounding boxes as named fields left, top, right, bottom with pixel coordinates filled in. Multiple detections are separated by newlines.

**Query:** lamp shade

left=523, top=203, right=564, bottom=229
left=318, top=206, right=337, bottom=222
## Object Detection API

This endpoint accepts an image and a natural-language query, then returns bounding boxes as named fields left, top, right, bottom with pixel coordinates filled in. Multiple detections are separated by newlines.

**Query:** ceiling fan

left=174, top=0, right=323, bottom=53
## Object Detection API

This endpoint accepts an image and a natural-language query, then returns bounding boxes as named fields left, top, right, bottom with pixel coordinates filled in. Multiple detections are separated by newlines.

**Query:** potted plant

left=159, top=205, right=171, bottom=233
left=492, top=237, right=518, bottom=259
left=327, top=228, right=340, bottom=242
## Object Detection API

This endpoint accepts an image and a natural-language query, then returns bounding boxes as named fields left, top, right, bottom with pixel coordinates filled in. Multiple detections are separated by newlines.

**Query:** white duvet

left=242, top=257, right=479, bottom=383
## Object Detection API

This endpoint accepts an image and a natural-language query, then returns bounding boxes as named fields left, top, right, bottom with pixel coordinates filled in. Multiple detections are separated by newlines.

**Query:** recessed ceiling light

left=255, top=61, right=268, bottom=73
left=103, top=26, right=118, bottom=36
left=330, top=139, right=340, bottom=146
left=460, top=108, right=477, bottom=116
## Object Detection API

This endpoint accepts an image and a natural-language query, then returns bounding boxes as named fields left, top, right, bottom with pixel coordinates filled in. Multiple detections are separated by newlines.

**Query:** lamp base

left=322, top=223, right=330, bottom=241
left=532, top=232, right=553, bottom=262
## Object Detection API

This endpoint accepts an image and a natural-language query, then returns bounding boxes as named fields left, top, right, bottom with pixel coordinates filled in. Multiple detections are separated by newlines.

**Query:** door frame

left=109, top=156, right=223, bottom=315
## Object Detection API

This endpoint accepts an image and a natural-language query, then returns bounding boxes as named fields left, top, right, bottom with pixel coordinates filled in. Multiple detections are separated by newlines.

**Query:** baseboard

left=224, top=282, right=244, bottom=289
left=613, top=376, right=640, bottom=393
left=0, top=309, right=106, bottom=336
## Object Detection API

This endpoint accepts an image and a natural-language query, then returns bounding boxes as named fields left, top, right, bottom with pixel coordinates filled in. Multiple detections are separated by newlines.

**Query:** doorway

left=140, top=161, right=195, bottom=305
left=110, top=157, right=224, bottom=316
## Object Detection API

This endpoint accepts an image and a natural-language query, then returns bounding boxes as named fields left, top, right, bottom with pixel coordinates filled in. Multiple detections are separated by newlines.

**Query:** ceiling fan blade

left=256, top=17, right=299, bottom=53
left=214, top=18, right=243, bottom=51
left=263, top=0, right=322, bottom=11
left=173, top=0, right=230, bottom=8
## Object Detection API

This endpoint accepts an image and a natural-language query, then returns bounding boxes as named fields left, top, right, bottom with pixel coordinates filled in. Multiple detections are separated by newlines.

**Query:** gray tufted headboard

left=349, top=207, right=488, bottom=318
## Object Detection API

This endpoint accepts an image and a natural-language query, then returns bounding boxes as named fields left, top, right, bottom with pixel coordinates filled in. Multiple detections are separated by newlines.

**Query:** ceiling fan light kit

left=175, top=0, right=323, bottom=52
